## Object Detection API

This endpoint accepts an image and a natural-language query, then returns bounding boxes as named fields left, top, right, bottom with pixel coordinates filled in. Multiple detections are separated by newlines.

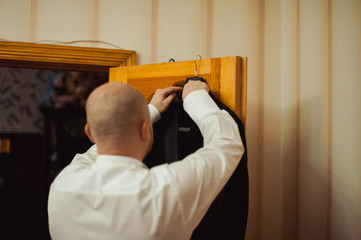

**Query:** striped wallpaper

left=1, top=0, right=360, bottom=239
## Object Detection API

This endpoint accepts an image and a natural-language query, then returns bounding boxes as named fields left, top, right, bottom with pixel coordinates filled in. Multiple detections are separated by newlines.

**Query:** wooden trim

left=0, top=40, right=136, bottom=72
left=210, top=57, right=221, bottom=99
left=0, top=138, right=11, bottom=154
left=241, top=57, right=248, bottom=128
left=109, top=56, right=247, bottom=124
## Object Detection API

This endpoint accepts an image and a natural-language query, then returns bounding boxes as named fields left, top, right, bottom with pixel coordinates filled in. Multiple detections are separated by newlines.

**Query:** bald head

left=85, top=82, right=150, bottom=143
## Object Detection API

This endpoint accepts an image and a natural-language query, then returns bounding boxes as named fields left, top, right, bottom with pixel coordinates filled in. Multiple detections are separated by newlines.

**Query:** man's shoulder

left=53, top=145, right=97, bottom=182
left=71, top=144, right=97, bottom=165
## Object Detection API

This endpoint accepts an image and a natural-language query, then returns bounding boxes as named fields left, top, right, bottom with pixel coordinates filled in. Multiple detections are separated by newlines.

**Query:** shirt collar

left=96, top=154, right=148, bottom=169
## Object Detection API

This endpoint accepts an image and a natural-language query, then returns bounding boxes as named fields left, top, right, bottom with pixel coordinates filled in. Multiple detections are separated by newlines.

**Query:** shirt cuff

left=148, top=104, right=161, bottom=123
left=183, top=90, right=220, bottom=124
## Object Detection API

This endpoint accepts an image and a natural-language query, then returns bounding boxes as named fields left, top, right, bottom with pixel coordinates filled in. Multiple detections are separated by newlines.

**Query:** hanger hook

left=194, top=55, right=202, bottom=77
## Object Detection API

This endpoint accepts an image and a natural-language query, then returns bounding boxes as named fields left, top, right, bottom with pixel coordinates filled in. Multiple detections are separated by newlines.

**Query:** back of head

left=85, top=82, right=149, bottom=143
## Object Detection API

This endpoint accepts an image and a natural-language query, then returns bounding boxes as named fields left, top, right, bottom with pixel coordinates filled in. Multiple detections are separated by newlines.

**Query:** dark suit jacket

left=144, top=97, right=248, bottom=240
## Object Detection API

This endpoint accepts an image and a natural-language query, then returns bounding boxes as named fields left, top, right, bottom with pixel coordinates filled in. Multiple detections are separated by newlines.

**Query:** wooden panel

left=110, top=58, right=212, bottom=99
left=210, top=58, right=221, bottom=99
left=109, top=56, right=247, bottom=124
left=241, top=57, right=248, bottom=126
left=0, top=40, right=136, bottom=72
left=117, top=58, right=212, bottom=79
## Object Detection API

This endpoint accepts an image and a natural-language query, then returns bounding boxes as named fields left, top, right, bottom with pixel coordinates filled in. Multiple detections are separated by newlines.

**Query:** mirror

left=0, top=40, right=136, bottom=239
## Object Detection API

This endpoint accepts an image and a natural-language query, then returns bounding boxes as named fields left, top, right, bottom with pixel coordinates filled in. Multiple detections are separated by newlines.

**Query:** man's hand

left=182, top=80, right=210, bottom=101
left=150, top=87, right=182, bottom=114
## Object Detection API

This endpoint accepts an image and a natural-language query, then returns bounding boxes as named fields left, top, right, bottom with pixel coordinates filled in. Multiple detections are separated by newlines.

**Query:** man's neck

left=95, top=137, right=145, bottom=162
left=98, top=149, right=142, bottom=161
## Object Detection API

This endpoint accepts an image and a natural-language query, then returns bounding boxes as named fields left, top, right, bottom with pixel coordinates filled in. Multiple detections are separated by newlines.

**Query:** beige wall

left=1, top=0, right=360, bottom=239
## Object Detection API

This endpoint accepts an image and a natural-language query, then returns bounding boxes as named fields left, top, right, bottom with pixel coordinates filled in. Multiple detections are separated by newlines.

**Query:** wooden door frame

left=0, top=40, right=136, bottom=71
left=110, top=56, right=247, bottom=126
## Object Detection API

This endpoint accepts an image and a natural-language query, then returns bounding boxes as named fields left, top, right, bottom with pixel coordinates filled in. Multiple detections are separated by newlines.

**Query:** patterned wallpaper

left=0, top=67, right=52, bottom=134
left=0, top=68, right=108, bottom=134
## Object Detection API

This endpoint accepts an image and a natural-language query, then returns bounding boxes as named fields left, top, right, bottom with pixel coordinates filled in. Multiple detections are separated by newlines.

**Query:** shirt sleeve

left=148, top=104, right=161, bottom=124
left=166, top=89, right=244, bottom=233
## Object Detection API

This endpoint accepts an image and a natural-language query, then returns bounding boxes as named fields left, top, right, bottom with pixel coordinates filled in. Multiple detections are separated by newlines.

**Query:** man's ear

left=140, top=120, right=151, bottom=141
left=84, top=123, right=95, bottom=143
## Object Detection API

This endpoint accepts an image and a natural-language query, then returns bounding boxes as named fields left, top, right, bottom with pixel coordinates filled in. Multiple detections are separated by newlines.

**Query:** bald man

left=48, top=81, right=244, bottom=240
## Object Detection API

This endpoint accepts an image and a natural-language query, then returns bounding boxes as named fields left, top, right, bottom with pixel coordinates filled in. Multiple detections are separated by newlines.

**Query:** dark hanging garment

left=144, top=96, right=249, bottom=240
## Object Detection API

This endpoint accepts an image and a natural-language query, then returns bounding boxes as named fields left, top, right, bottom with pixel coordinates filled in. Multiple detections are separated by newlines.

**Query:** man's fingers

left=150, top=87, right=182, bottom=114
left=160, top=87, right=182, bottom=97
left=164, top=92, right=177, bottom=104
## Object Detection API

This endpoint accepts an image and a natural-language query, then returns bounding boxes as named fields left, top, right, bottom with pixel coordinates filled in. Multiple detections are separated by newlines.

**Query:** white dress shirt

left=48, top=90, right=244, bottom=240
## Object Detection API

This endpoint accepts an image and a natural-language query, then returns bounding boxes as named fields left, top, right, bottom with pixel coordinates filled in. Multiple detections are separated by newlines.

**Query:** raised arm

left=149, top=86, right=182, bottom=123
